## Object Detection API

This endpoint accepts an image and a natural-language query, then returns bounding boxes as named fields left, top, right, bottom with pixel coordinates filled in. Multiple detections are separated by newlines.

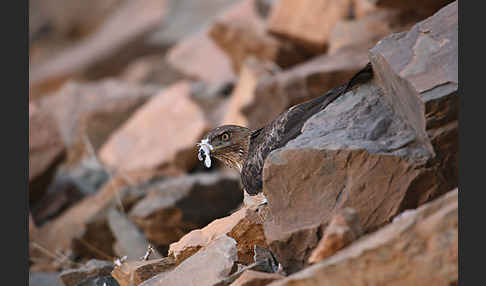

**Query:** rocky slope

left=29, top=0, right=458, bottom=285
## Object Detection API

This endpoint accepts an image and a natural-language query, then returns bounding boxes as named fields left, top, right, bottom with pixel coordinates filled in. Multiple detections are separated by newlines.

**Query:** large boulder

left=261, top=1, right=457, bottom=273
left=99, top=81, right=211, bottom=179
left=266, top=189, right=458, bottom=286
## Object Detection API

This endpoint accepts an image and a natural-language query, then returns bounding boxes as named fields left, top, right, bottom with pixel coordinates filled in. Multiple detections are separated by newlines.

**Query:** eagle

left=197, top=63, right=374, bottom=201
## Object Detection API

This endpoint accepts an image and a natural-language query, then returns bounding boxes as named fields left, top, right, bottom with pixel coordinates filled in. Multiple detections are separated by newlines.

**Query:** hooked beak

left=197, top=139, right=214, bottom=168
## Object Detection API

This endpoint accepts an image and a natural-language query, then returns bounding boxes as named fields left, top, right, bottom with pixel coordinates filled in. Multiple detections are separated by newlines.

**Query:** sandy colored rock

left=99, top=81, right=211, bottom=178
left=244, top=47, right=369, bottom=129
left=267, top=189, right=458, bottom=286
left=308, top=208, right=363, bottom=264
left=29, top=102, right=66, bottom=203
left=169, top=206, right=267, bottom=265
left=129, top=172, right=242, bottom=248
left=209, top=0, right=308, bottom=73
left=29, top=0, right=168, bottom=99
left=230, top=270, right=283, bottom=286
left=141, top=235, right=238, bottom=286
left=222, top=58, right=275, bottom=127
left=267, top=0, right=352, bottom=53
left=38, top=79, right=158, bottom=165
left=166, top=29, right=235, bottom=86
left=112, top=257, right=176, bottom=286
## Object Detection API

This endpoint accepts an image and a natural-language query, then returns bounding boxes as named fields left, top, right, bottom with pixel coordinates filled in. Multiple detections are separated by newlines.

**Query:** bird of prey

left=197, top=63, right=374, bottom=199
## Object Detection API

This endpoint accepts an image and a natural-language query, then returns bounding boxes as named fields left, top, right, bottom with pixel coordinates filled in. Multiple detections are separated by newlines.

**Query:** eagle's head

left=197, top=125, right=251, bottom=172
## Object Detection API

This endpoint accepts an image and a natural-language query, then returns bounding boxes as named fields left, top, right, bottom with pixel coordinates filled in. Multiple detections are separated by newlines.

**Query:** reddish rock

left=267, top=0, right=352, bottom=53
left=29, top=0, right=168, bottom=99
left=308, top=208, right=363, bottom=264
left=166, top=30, right=236, bottom=86
left=230, top=270, right=283, bottom=286
left=99, top=81, right=211, bottom=179
left=244, top=47, right=369, bottom=129
left=209, top=0, right=308, bottom=73
left=141, top=235, right=238, bottom=286
left=267, top=189, right=458, bottom=286
left=38, top=79, right=157, bottom=165
left=169, top=206, right=268, bottom=266
left=261, top=2, right=457, bottom=273
left=111, top=257, right=176, bottom=286
left=222, top=58, right=275, bottom=127
left=129, top=172, right=242, bottom=249
left=29, top=102, right=66, bottom=203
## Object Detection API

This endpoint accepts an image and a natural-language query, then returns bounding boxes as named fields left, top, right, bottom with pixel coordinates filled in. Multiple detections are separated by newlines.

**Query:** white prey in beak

left=197, top=138, right=214, bottom=168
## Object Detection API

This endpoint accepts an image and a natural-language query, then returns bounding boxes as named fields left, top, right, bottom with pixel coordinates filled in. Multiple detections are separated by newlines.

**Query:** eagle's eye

left=221, top=132, right=230, bottom=141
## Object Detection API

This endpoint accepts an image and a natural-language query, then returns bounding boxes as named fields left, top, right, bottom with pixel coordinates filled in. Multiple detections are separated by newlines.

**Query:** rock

left=107, top=208, right=162, bottom=260
left=169, top=206, right=267, bottom=266
left=351, top=0, right=381, bottom=18
left=368, top=0, right=453, bottom=15
left=166, top=30, right=236, bottom=86
left=29, top=0, right=167, bottom=99
left=328, top=10, right=396, bottom=54
left=99, top=81, right=211, bottom=179
left=31, top=179, right=84, bottom=226
left=38, top=79, right=158, bottom=165
left=129, top=172, right=242, bottom=249
left=261, top=3, right=457, bottom=273
left=229, top=270, right=283, bottom=286
left=267, top=0, right=352, bottom=53
left=266, top=189, right=458, bottom=286
left=222, top=58, right=276, bottom=127
left=369, top=0, right=458, bottom=201
left=209, top=0, right=308, bottom=73
left=29, top=102, right=66, bottom=203
left=120, top=54, right=185, bottom=86
left=32, top=176, right=132, bottom=262
left=308, top=208, right=363, bottom=264
left=141, top=235, right=238, bottom=286
left=244, top=47, right=369, bottom=129
left=29, top=272, right=62, bottom=286
left=111, top=257, right=176, bottom=286
left=58, top=259, right=114, bottom=286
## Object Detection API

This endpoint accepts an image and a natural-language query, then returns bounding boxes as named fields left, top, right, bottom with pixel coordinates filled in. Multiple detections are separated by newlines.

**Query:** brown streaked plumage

left=198, top=63, right=374, bottom=196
